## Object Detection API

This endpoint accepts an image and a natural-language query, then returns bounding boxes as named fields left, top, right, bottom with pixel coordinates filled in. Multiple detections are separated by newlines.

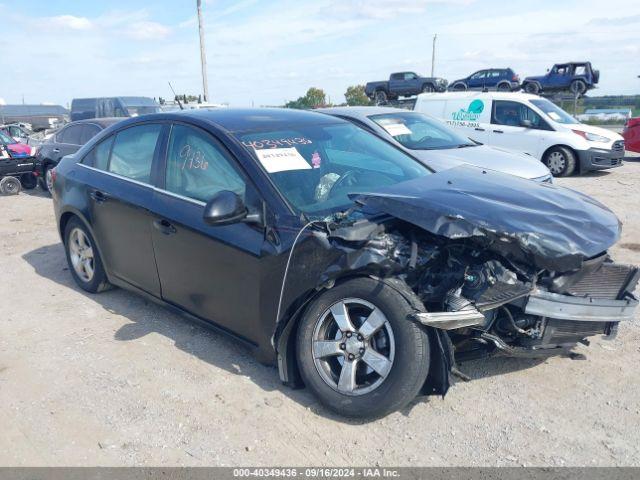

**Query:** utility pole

left=431, top=34, right=437, bottom=77
left=197, top=0, right=209, bottom=102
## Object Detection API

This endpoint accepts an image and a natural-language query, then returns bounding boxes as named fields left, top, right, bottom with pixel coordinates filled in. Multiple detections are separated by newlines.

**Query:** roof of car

left=416, top=91, right=542, bottom=102
left=67, top=117, right=123, bottom=128
left=171, top=107, right=344, bottom=132
left=316, top=106, right=416, bottom=121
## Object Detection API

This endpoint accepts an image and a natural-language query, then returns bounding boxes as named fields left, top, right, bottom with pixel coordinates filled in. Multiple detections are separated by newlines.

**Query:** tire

left=452, top=83, right=467, bottom=92
left=497, top=82, right=511, bottom=92
left=40, top=164, right=54, bottom=192
left=296, top=277, right=431, bottom=418
left=421, top=84, right=434, bottom=93
left=64, top=217, right=111, bottom=293
left=543, top=146, right=576, bottom=177
left=374, top=90, right=388, bottom=106
left=0, top=176, right=21, bottom=195
left=20, top=173, right=37, bottom=190
left=570, top=80, right=586, bottom=96
left=524, top=82, right=539, bottom=94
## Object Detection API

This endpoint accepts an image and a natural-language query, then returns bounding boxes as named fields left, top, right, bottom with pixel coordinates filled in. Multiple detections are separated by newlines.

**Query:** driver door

left=488, top=100, right=547, bottom=158
left=149, top=123, right=267, bottom=343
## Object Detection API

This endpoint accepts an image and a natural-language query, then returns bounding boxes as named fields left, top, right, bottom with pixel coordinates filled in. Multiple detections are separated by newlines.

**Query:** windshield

left=236, top=122, right=429, bottom=218
left=530, top=99, right=578, bottom=124
left=369, top=112, right=475, bottom=150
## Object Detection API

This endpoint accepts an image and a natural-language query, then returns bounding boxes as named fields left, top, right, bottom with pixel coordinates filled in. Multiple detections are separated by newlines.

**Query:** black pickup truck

left=365, top=72, right=448, bottom=104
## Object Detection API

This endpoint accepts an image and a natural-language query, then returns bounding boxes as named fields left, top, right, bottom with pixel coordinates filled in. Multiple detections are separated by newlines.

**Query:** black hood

left=350, top=165, right=621, bottom=272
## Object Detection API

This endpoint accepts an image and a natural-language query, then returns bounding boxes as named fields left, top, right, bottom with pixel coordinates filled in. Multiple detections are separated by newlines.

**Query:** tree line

left=284, top=85, right=371, bottom=109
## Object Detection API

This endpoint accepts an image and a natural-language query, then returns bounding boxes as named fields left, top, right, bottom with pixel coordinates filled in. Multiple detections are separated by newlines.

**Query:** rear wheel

left=497, top=82, right=511, bottom=92
left=64, top=217, right=111, bottom=293
left=543, top=146, right=576, bottom=177
left=0, top=176, right=21, bottom=195
left=374, top=90, right=388, bottom=106
left=296, top=277, right=431, bottom=418
left=570, top=80, right=586, bottom=96
left=524, top=82, right=539, bottom=94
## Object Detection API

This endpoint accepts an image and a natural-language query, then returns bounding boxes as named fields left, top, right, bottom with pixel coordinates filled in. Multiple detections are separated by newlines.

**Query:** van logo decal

left=447, top=99, right=484, bottom=128
left=451, top=100, right=484, bottom=122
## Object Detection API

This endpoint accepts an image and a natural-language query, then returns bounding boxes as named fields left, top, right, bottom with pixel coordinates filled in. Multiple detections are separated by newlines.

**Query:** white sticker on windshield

left=254, top=147, right=311, bottom=173
left=382, top=123, right=412, bottom=137
left=547, top=111, right=561, bottom=121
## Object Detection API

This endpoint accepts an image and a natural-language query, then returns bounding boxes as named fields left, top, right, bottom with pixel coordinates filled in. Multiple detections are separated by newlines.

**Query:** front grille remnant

left=566, top=263, right=639, bottom=300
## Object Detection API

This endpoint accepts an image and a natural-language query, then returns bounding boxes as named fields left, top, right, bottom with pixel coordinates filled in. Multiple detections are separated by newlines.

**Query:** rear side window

left=80, top=124, right=101, bottom=145
left=165, top=124, right=246, bottom=203
left=108, top=124, right=162, bottom=183
left=58, top=125, right=83, bottom=145
left=83, top=137, right=114, bottom=170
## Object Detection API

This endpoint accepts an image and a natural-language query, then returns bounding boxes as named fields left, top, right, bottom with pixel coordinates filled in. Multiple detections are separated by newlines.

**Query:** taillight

left=50, top=169, right=57, bottom=185
left=512, top=74, right=519, bottom=81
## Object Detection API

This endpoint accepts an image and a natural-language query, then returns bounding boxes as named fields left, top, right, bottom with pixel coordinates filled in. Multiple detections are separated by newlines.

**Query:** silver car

left=318, top=106, right=552, bottom=182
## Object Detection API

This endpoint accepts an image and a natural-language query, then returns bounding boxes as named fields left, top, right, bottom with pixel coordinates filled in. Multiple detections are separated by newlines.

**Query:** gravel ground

left=1, top=155, right=639, bottom=467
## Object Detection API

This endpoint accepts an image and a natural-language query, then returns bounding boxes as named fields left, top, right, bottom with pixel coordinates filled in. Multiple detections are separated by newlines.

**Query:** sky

left=0, top=0, right=639, bottom=107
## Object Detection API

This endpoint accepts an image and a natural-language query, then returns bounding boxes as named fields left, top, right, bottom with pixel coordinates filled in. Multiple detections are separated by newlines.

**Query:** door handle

left=52, top=148, right=60, bottom=153
left=89, top=190, right=109, bottom=203
left=493, top=130, right=504, bottom=134
left=153, top=219, right=177, bottom=235
left=475, top=127, right=485, bottom=132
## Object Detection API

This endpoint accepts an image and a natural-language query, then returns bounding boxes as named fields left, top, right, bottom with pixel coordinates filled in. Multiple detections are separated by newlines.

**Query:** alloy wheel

left=45, top=168, right=54, bottom=192
left=546, top=151, right=566, bottom=175
left=312, top=298, right=395, bottom=396
left=69, top=228, right=95, bottom=282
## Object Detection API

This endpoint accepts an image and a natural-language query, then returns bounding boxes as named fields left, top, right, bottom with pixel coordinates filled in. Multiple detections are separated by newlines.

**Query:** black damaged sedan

left=51, top=109, right=638, bottom=418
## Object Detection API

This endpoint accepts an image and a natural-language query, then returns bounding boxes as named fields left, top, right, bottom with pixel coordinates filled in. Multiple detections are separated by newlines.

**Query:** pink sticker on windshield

left=311, top=151, right=321, bottom=169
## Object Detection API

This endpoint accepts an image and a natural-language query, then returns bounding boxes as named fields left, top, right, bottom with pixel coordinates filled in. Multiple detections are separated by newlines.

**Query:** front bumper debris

left=412, top=308, right=485, bottom=330
left=524, top=289, right=638, bottom=322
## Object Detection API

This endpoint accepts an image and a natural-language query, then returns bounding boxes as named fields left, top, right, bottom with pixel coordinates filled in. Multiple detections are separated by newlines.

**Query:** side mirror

left=203, top=190, right=248, bottom=226
left=520, top=119, right=533, bottom=128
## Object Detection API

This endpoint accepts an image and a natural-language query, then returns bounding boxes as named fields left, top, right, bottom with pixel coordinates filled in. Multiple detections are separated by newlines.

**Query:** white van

left=414, top=91, right=625, bottom=176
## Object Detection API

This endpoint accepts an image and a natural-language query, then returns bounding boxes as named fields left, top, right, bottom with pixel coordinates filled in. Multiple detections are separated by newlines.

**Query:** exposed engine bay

left=325, top=216, right=639, bottom=360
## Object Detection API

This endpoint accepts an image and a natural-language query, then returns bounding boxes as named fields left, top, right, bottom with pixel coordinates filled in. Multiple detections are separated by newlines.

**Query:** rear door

left=487, top=100, right=548, bottom=156
left=149, top=122, right=267, bottom=343
left=81, top=123, right=164, bottom=296
left=52, top=124, right=84, bottom=163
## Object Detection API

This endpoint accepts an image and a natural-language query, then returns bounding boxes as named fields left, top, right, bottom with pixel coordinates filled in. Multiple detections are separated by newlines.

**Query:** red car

left=0, top=129, right=35, bottom=158
left=623, top=117, right=640, bottom=153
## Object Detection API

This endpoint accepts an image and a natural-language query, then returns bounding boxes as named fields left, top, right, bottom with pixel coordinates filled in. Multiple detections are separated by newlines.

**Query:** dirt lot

left=1, top=156, right=640, bottom=467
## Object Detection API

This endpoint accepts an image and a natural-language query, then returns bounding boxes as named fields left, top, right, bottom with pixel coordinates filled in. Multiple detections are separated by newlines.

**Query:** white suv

left=414, top=91, right=625, bottom=176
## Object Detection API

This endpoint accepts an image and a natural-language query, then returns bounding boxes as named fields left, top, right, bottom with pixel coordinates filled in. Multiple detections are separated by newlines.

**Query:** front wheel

left=296, top=277, right=431, bottom=418
left=524, top=82, right=539, bottom=94
left=543, top=146, right=576, bottom=177
left=421, top=84, right=434, bottom=93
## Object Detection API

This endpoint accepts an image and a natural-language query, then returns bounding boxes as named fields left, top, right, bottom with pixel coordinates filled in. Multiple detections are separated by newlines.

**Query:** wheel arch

left=274, top=274, right=453, bottom=396
left=542, top=143, right=578, bottom=162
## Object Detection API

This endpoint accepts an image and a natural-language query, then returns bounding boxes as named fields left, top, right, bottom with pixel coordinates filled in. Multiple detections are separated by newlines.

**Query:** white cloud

left=40, top=14, right=93, bottom=30
left=125, top=21, right=172, bottom=40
